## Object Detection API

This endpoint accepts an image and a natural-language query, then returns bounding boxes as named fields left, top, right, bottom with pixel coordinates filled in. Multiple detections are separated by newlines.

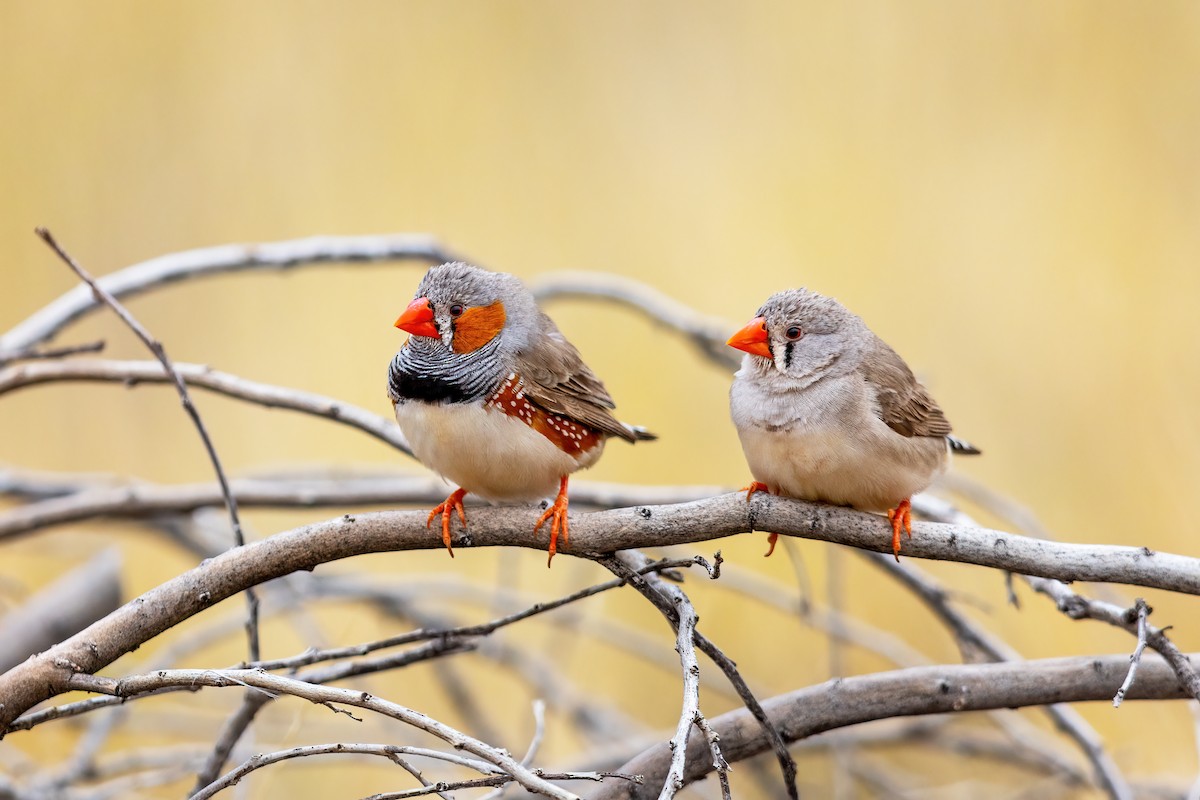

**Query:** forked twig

left=1113, top=599, right=1150, bottom=707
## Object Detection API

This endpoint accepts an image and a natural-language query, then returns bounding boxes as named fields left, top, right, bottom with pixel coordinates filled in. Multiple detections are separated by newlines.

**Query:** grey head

left=728, top=288, right=872, bottom=386
left=389, top=263, right=542, bottom=405
left=400, top=262, right=541, bottom=357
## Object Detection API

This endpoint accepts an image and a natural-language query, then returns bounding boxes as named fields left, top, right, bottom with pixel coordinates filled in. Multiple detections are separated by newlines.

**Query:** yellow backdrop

left=2, top=3, right=1198, bottom=797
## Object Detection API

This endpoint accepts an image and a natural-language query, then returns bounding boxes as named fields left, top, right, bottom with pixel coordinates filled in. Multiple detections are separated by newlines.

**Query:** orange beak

left=394, top=297, right=439, bottom=338
left=727, top=316, right=772, bottom=359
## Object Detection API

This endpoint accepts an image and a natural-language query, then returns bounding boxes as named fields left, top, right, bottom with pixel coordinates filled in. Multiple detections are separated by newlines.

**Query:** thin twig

left=34, top=228, right=261, bottom=662
left=0, top=357, right=412, bottom=455
left=1026, top=577, right=1200, bottom=703
left=244, top=557, right=700, bottom=673
left=65, top=668, right=579, bottom=800
left=530, top=271, right=739, bottom=370
left=0, top=339, right=104, bottom=366
left=600, top=553, right=789, bottom=800
left=360, top=772, right=633, bottom=800
left=660, top=589, right=701, bottom=800
left=1188, top=702, right=1200, bottom=800
left=479, top=700, right=549, bottom=800
left=522, top=699, right=548, bottom=765
left=693, top=713, right=731, bottom=800
left=188, top=559, right=687, bottom=785
left=191, top=743, right=486, bottom=800
left=1114, top=599, right=1151, bottom=707
left=191, top=692, right=272, bottom=793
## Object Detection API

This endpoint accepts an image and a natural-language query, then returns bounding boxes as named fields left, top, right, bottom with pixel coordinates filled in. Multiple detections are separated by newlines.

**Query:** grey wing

left=861, top=334, right=955, bottom=440
left=515, top=312, right=643, bottom=442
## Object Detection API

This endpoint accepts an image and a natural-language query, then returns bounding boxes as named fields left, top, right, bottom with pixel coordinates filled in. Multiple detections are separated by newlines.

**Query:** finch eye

left=785, top=326, right=803, bottom=340
left=448, top=304, right=464, bottom=318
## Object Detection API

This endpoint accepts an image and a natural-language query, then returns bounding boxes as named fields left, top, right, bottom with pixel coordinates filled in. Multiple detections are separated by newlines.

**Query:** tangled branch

left=3, top=232, right=1196, bottom=798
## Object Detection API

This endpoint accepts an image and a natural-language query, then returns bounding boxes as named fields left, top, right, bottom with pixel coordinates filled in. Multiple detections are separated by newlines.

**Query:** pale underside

left=393, top=400, right=604, bottom=502
left=731, top=368, right=949, bottom=512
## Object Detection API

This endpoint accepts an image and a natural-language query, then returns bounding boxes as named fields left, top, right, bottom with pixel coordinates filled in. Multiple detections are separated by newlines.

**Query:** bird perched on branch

left=388, top=262, right=655, bottom=564
left=727, top=288, right=979, bottom=560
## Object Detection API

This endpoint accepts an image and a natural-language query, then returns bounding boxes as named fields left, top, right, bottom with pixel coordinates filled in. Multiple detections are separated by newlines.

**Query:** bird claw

left=535, top=476, right=571, bottom=567
left=742, top=480, right=769, bottom=502
left=764, top=532, right=779, bottom=558
left=428, top=488, right=468, bottom=558
left=887, top=498, right=913, bottom=562
left=740, top=481, right=776, bottom=556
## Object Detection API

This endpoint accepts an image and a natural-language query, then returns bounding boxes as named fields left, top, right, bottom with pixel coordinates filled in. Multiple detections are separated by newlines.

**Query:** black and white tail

left=947, top=435, right=981, bottom=456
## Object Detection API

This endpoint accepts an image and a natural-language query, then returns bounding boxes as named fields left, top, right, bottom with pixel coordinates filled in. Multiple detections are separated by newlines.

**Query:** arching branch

left=0, top=233, right=460, bottom=357
left=586, top=652, right=1195, bottom=799
left=3, top=495, right=1200, bottom=731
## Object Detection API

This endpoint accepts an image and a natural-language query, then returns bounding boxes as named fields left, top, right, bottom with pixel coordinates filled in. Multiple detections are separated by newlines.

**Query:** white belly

left=731, top=371, right=947, bottom=512
left=737, top=422, right=945, bottom=512
left=393, top=401, right=602, bottom=502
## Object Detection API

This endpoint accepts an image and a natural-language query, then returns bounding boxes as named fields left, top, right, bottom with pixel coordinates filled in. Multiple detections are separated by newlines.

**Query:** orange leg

left=887, top=497, right=913, bottom=562
left=742, top=480, right=768, bottom=502
left=535, top=475, right=571, bottom=567
left=741, top=480, right=778, bottom=557
left=427, top=487, right=468, bottom=557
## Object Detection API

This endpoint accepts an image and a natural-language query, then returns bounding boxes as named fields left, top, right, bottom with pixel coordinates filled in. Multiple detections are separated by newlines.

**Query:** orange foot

left=741, top=480, right=779, bottom=557
left=428, top=488, right=468, bottom=557
left=535, top=475, right=571, bottom=567
left=742, top=480, right=768, bottom=502
left=887, top=497, right=913, bottom=562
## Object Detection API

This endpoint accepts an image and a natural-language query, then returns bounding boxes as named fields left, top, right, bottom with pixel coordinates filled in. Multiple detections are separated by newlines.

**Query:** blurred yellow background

left=2, top=2, right=1199, bottom=797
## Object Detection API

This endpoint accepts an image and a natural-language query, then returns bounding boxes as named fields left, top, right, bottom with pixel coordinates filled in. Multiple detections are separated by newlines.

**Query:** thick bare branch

left=863, top=554, right=1131, bottom=798
left=0, top=472, right=720, bottom=543
left=586, top=652, right=1196, bottom=800
left=6, top=494, right=1200, bottom=731
left=0, top=550, right=122, bottom=673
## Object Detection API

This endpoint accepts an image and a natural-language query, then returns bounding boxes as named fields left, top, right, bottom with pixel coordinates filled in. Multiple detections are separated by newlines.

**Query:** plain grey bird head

left=727, top=288, right=872, bottom=386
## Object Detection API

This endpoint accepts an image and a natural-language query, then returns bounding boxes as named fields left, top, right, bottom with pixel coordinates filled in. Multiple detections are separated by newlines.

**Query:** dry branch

left=191, top=742, right=502, bottom=800
left=1027, top=578, right=1200, bottom=704
left=0, top=233, right=459, bottom=357
left=587, top=652, right=1195, bottom=800
left=4, top=235, right=1197, bottom=797
left=0, top=472, right=720, bottom=544
left=0, top=550, right=122, bottom=673
left=35, top=228, right=267, bottom=663
left=865, top=551, right=1132, bottom=797
left=0, top=357, right=412, bottom=455
left=5, top=494, right=1200, bottom=731
left=601, top=552, right=793, bottom=800
left=63, top=669, right=577, bottom=800
left=529, top=272, right=739, bottom=370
